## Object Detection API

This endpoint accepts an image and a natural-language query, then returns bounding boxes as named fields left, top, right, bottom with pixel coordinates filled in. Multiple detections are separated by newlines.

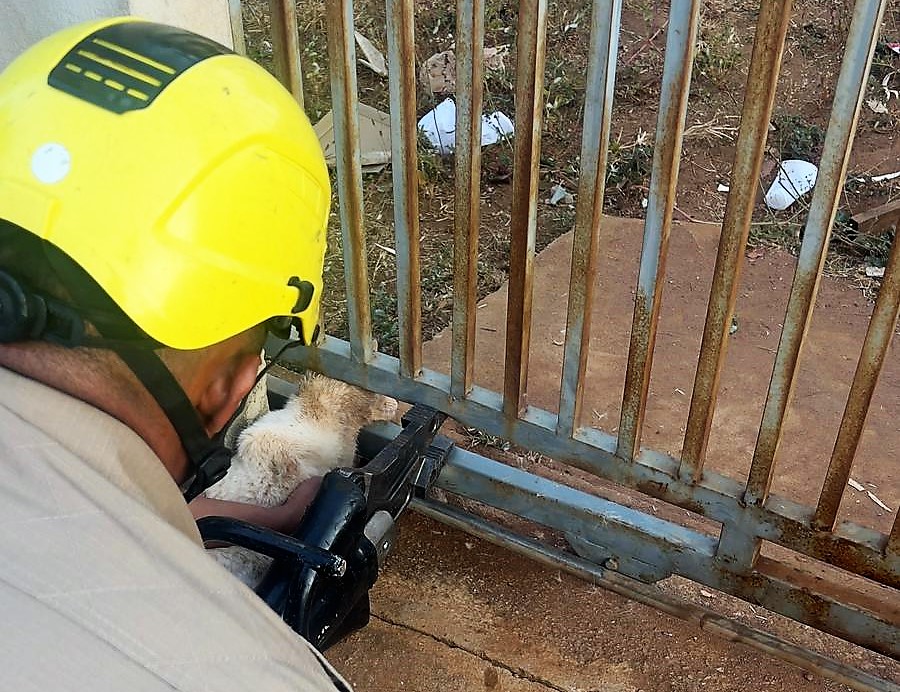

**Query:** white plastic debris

left=867, top=491, right=892, bottom=512
left=848, top=478, right=865, bottom=491
left=866, top=98, right=889, bottom=114
left=354, top=31, right=387, bottom=77
left=548, top=183, right=574, bottom=206
left=717, top=183, right=730, bottom=193
left=764, top=160, right=818, bottom=210
left=872, top=169, right=900, bottom=183
left=417, top=98, right=513, bottom=155
left=865, top=266, right=886, bottom=278
left=890, top=42, right=900, bottom=56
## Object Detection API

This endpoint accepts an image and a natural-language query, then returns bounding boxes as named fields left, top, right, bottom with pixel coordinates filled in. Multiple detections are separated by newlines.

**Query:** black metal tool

left=198, top=403, right=452, bottom=651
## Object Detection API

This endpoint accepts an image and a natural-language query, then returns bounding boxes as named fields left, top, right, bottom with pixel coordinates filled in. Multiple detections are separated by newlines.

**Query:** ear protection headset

left=0, top=271, right=85, bottom=346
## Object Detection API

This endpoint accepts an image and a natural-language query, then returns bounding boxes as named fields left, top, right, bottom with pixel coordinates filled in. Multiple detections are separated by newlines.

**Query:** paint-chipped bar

left=814, top=232, right=900, bottom=531
left=617, top=0, right=701, bottom=461
left=744, top=0, right=888, bottom=506
left=450, top=0, right=485, bottom=398
left=556, top=0, right=621, bottom=440
left=268, top=0, right=304, bottom=106
left=679, top=0, right=793, bottom=480
left=386, top=0, right=423, bottom=379
left=503, top=0, right=547, bottom=418
left=325, top=0, right=373, bottom=363
left=227, top=0, right=246, bottom=55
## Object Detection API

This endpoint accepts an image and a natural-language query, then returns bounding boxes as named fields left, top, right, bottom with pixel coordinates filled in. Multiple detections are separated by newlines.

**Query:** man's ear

left=196, top=351, right=262, bottom=437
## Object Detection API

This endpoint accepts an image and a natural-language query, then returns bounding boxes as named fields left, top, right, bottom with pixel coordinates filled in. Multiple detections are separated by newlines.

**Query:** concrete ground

left=329, top=218, right=899, bottom=691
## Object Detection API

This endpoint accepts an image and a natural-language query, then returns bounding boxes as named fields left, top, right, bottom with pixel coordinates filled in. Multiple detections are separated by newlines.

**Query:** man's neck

left=0, top=342, right=189, bottom=482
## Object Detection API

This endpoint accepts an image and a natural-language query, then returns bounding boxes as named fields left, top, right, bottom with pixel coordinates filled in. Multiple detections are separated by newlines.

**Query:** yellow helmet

left=0, top=17, right=330, bottom=349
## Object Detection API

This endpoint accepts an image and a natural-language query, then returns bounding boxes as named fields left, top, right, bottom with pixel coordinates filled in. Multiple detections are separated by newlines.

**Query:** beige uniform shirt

left=0, top=366, right=350, bottom=691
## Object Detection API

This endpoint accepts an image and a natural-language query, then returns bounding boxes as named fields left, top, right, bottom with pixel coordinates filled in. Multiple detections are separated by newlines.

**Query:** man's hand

left=189, top=476, right=323, bottom=535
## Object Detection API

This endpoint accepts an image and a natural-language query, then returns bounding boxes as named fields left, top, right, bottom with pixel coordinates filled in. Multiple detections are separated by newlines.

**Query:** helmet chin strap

left=113, top=346, right=234, bottom=502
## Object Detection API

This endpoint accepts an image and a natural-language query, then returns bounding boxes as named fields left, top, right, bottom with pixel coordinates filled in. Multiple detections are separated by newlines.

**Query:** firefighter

left=0, top=18, right=349, bottom=690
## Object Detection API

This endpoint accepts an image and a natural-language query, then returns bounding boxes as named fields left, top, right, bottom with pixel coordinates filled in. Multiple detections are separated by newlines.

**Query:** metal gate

left=236, top=0, right=897, bottom=687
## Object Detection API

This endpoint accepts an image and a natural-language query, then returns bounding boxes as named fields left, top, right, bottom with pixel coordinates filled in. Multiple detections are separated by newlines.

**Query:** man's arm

left=189, top=476, right=323, bottom=534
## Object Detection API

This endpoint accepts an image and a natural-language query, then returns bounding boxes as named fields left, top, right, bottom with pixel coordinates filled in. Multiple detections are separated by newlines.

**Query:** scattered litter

left=765, top=160, right=818, bottom=210
left=592, top=410, right=607, bottom=420
left=889, top=42, right=900, bottom=56
left=674, top=388, right=686, bottom=396
left=552, top=339, right=564, bottom=346
left=729, top=316, right=739, bottom=335
left=421, top=45, right=509, bottom=94
left=866, top=98, right=889, bottom=114
left=417, top=98, right=513, bottom=155
left=700, top=589, right=714, bottom=598
left=872, top=169, right=900, bottom=183
left=373, top=243, right=396, bottom=256
left=746, top=248, right=765, bottom=263
left=848, top=478, right=865, bottom=491
left=313, top=103, right=391, bottom=173
left=547, top=183, right=574, bottom=206
left=354, top=31, right=387, bottom=77
left=867, top=491, right=892, bottom=512
left=717, top=183, right=730, bottom=193
left=865, top=266, right=885, bottom=278
left=641, top=197, right=649, bottom=209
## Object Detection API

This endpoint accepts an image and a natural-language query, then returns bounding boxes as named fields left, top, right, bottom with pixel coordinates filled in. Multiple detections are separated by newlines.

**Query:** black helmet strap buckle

left=0, top=270, right=86, bottom=346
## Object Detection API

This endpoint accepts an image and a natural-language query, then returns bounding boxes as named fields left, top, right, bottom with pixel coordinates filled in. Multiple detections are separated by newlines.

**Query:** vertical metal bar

left=889, top=512, right=900, bottom=554
left=679, top=0, right=793, bottom=480
left=269, top=0, right=305, bottom=107
left=616, top=0, right=701, bottom=461
left=228, top=0, right=247, bottom=55
left=744, top=0, right=888, bottom=506
left=386, top=0, right=422, bottom=378
left=556, top=0, right=622, bottom=439
left=503, top=0, right=548, bottom=417
left=326, top=0, right=373, bottom=363
left=814, top=232, right=900, bottom=530
left=450, top=0, right=485, bottom=398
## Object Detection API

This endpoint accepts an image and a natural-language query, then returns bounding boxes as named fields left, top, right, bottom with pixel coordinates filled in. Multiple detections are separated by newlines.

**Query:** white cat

left=205, top=373, right=398, bottom=586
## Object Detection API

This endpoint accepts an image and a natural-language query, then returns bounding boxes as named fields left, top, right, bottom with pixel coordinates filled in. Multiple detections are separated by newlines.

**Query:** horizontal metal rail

left=276, top=340, right=899, bottom=591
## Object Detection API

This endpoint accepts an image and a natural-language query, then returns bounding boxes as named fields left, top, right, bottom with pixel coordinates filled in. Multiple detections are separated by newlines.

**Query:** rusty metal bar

left=745, top=0, right=888, bottom=506
left=890, top=512, right=900, bottom=555
left=556, top=0, right=622, bottom=439
left=325, top=0, right=373, bottom=363
left=268, top=0, right=304, bottom=107
left=503, top=0, right=548, bottom=418
left=386, top=0, right=422, bottom=379
left=450, top=0, right=485, bottom=398
left=227, top=0, right=246, bottom=55
left=814, top=232, right=900, bottom=530
left=414, top=499, right=899, bottom=692
left=616, top=0, right=701, bottom=461
left=679, top=0, right=793, bottom=480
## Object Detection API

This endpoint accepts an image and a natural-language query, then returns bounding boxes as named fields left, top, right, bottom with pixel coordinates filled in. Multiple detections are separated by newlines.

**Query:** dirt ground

left=326, top=217, right=900, bottom=691
left=329, top=513, right=897, bottom=692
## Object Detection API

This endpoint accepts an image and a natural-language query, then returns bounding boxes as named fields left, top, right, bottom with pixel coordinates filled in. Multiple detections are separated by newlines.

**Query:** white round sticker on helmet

left=31, top=143, right=71, bottom=184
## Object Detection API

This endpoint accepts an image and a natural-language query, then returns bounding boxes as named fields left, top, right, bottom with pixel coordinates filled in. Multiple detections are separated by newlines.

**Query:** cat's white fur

left=205, top=373, right=398, bottom=586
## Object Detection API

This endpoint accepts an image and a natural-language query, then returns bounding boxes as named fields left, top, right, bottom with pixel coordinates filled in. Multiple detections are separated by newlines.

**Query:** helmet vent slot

left=47, top=21, right=231, bottom=114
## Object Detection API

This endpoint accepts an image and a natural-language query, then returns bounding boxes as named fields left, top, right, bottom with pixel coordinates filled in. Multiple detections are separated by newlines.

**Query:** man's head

left=0, top=18, right=331, bottom=494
